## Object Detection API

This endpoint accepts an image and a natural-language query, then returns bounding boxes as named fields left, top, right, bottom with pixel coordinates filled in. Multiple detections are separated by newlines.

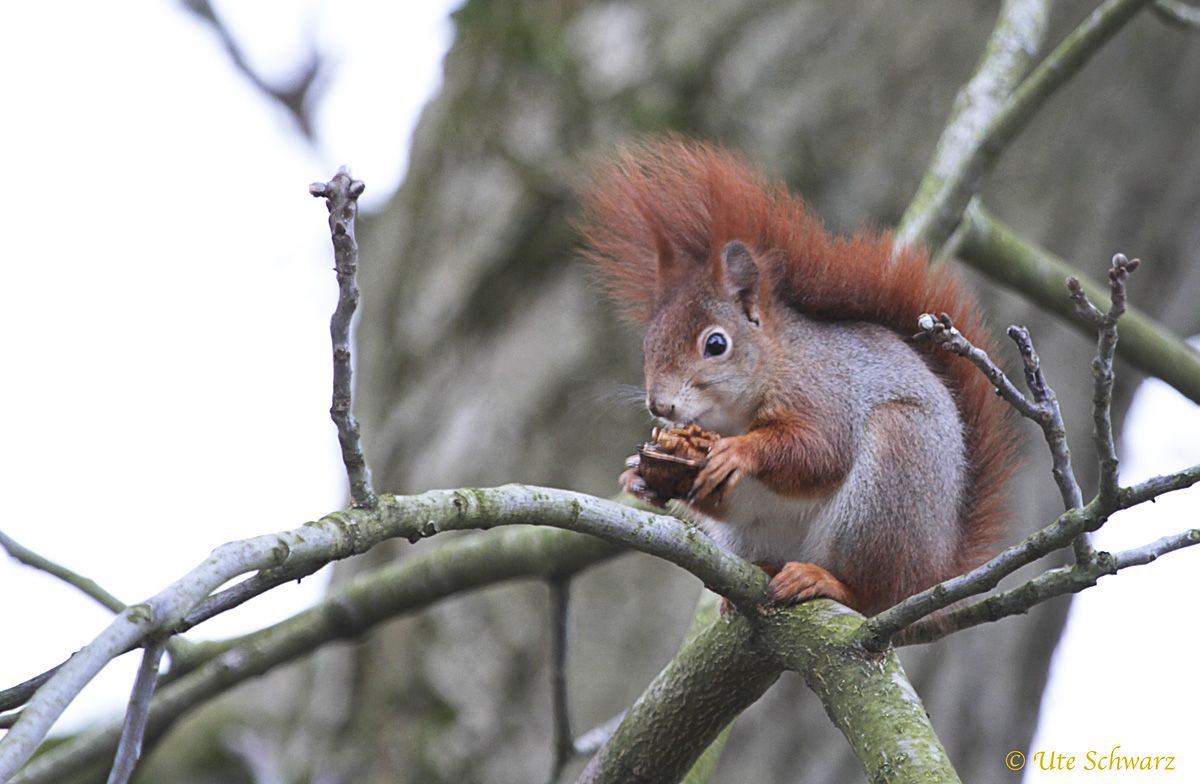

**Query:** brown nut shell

left=632, top=424, right=721, bottom=502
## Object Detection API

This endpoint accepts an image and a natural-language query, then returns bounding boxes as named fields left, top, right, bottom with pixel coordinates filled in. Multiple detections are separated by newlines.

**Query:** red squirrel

left=579, top=140, right=1015, bottom=616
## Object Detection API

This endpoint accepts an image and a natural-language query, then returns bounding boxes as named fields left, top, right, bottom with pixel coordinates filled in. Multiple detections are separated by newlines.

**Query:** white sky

left=0, top=2, right=1197, bottom=776
left=1027, top=370, right=1200, bottom=783
left=0, top=0, right=458, bottom=732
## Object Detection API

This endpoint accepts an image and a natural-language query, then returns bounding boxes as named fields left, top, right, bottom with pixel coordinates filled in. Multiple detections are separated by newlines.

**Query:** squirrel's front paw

left=689, top=436, right=752, bottom=502
left=620, top=456, right=669, bottom=507
left=768, top=562, right=857, bottom=608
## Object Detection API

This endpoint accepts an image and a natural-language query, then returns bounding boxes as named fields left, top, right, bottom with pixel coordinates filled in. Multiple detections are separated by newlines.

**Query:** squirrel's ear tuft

left=651, top=220, right=685, bottom=296
left=719, top=240, right=761, bottom=326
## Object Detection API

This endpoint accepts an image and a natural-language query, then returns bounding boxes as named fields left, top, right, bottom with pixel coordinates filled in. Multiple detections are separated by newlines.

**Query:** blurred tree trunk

left=285, top=2, right=1200, bottom=782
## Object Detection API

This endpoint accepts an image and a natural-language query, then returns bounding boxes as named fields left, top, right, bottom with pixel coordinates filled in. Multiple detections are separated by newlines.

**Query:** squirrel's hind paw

left=768, top=562, right=857, bottom=609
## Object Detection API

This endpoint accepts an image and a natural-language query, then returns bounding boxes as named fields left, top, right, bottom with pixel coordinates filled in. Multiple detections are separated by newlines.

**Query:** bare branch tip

left=308, top=182, right=328, bottom=197
left=1006, top=325, right=1039, bottom=360
left=1110, top=252, right=1141, bottom=277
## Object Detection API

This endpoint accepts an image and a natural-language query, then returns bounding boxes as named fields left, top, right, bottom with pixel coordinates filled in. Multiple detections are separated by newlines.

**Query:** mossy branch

left=898, top=0, right=1155, bottom=252
left=9, top=526, right=620, bottom=784
left=11, top=473, right=1200, bottom=782
left=582, top=603, right=961, bottom=784
left=0, top=487, right=766, bottom=781
left=895, top=0, right=1050, bottom=251
left=955, top=201, right=1200, bottom=405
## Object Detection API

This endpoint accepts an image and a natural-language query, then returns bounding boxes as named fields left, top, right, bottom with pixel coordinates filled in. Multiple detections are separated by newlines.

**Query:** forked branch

left=863, top=252, right=1200, bottom=649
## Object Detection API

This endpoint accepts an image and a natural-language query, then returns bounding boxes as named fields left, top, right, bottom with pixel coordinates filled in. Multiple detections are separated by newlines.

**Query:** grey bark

left=147, top=2, right=1200, bottom=782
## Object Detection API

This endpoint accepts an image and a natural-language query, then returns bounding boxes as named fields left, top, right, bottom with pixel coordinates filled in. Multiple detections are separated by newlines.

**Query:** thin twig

left=883, top=259, right=1154, bottom=642
left=1120, top=462, right=1200, bottom=505
left=177, top=560, right=327, bottom=636
left=0, top=712, right=20, bottom=730
left=864, top=454, right=1200, bottom=651
left=311, top=168, right=377, bottom=509
left=1067, top=253, right=1141, bottom=510
left=898, top=0, right=1155, bottom=252
left=1006, top=326, right=1086, bottom=512
left=902, top=528, right=1200, bottom=644
left=546, top=578, right=573, bottom=784
left=1113, top=528, right=1200, bottom=567
left=181, top=0, right=322, bottom=138
left=955, top=201, right=1200, bottom=405
left=0, top=531, right=198, bottom=674
left=0, top=670, right=59, bottom=715
left=1153, top=0, right=1200, bottom=29
left=924, top=250, right=1143, bottom=567
left=106, top=638, right=167, bottom=784
left=861, top=502, right=1093, bottom=651
left=0, top=529, right=126, bottom=614
left=867, top=315, right=1098, bottom=645
left=917, top=314, right=1085, bottom=513
left=1010, top=322, right=1094, bottom=563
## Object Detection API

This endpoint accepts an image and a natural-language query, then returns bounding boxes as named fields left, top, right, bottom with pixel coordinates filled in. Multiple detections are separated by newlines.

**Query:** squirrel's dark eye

left=703, top=330, right=729, bottom=358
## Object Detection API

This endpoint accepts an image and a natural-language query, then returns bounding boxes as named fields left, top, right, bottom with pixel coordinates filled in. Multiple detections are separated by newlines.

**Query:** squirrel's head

left=642, top=240, right=767, bottom=435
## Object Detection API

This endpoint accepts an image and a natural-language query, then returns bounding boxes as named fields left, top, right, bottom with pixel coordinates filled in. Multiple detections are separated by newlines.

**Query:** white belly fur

left=692, top=477, right=834, bottom=566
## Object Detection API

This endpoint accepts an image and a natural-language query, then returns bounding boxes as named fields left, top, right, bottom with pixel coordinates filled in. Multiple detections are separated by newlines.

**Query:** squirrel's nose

left=647, top=395, right=675, bottom=420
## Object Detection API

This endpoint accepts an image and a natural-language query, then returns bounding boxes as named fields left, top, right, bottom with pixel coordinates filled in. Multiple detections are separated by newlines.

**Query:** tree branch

left=174, top=562, right=327, bottom=638
left=861, top=502, right=1094, bottom=650
left=898, top=0, right=1155, bottom=252
left=0, top=487, right=766, bottom=780
left=311, top=168, right=376, bottom=509
left=869, top=250, right=1184, bottom=641
left=105, top=638, right=166, bottom=784
left=7, top=526, right=618, bottom=784
left=1152, top=0, right=1200, bottom=29
left=181, top=0, right=322, bottom=139
left=896, top=0, right=1050, bottom=250
left=577, top=608, right=782, bottom=784
left=915, top=313, right=1091, bottom=561
left=903, top=527, right=1200, bottom=644
left=546, top=578, right=573, bottom=784
left=0, top=673, right=54, bottom=716
left=1009, top=325, right=1088, bottom=513
left=955, top=201, right=1200, bottom=405
left=0, top=530, right=126, bottom=614
left=8, top=459, right=1196, bottom=781
left=865, top=454, right=1200, bottom=651
left=678, top=593, right=735, bottom=784
left=1067, top=253, right=1140, bottom=510
left=1120, top=462, right=1200, bottom=505
left=582, top=602, right=962, bottom=784
left=916, top=315, right=1086, bottom=513
left=0, top=532, right=198, bottom=675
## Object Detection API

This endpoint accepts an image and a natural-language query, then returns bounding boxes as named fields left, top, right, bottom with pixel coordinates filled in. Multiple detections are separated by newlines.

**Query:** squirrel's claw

left=689, top=437, right=749, bottom=503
